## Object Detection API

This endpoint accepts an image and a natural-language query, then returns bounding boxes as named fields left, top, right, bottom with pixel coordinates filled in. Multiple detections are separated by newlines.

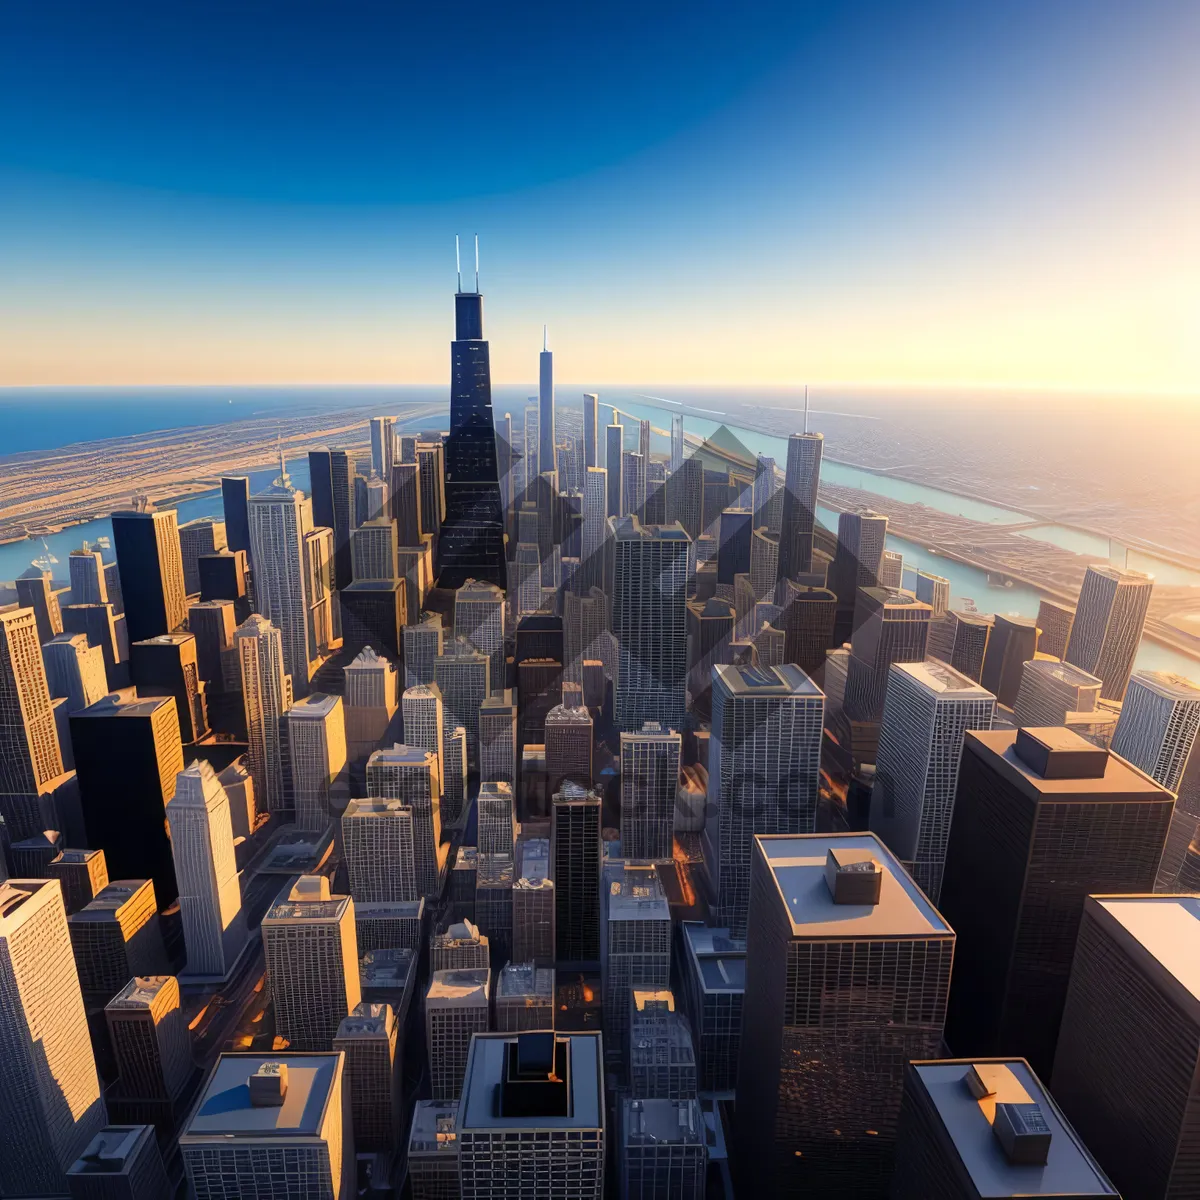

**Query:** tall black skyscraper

left=440, top=241, right=507, bottom=589
left=110, top=509, right=187, bottom=644
left=220, top=476, right=252, bottom=557
left=308, top=448, right=354, bottom=590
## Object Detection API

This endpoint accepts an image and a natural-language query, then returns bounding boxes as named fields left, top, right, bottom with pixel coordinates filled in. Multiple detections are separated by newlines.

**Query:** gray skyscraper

left=829, top=508, right=888, bottom=622
left=234, top=614, right=291, bottom=814
left=66, top=1123, right=172, bottom=1200
left=621, top=1098, right=706, bottom=1200
left=704, top=663, right=824, bottom=937
left=737, top=833, right=954, bottom=1197
left=512, top=838, right=555, bottom=967
left=178, top=519, right=226, bottom=597
left=980, top=612, right=1040, bottom=709
left=426, top=968, right=490, bottom=1101
left=69, top=547, right=109, bottom=607
left=366, top=745, right=446, bottom=899
left=844, top=587, right=934, bottom=722
left=454, top=578, right=506, bottom=697
left=1111, top=669, right=1200, bottom=791
left=370, top=414, right=395, bottom=479
left=679, top=922, right=745, bottom=1094
left=495, top=961, right=555, bottom=1032
left=869, top=660, right=995, bottom=902
left=1036, top=598, right=1076, bottom=660
left=404, top=610, right=443, bottom=688
left=1012, top=658, right=1103, bottom=728
left=538, top=337, right=556, bottom=490
left=435, top=636, right=489, bottom=769
left=477, top=781, right=517, bottom=857
left=544, top=702, right=593, bottom=795
left=479, top=690, right=517, bottom=786
left=334, top=1002, right=401, bottom=1155
left=582, top=392, right=599, bottom=468
left=620, top=722, right=681, bottom=861
left=341, top=798, right=417, bottom=903
left=1065, top=564, right=1153, bottom=701
left=606, top=424, right=624, bottom=517
left=105, top=975, right=192, bottom=1108
left=778, top=432, right=823, bottom=581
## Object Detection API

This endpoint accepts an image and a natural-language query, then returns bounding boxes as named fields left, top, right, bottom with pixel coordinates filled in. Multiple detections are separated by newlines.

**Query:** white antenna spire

left=474, top=234, right=479, bottom=290
left=543, top=324, right=548, bottom=352
left=456, top=235, right=462, bottom=292
left=804, top=384, right=809, bottom=434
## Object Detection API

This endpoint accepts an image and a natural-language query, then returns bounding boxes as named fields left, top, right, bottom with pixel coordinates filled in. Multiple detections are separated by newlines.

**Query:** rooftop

left=1023, top=659, right=1102, bottom=688
left=756, top=834, right=951, bottom=939
left=77, top=691, right=174, bottom=720
left=367, top=743, right=437, bottom=768
left=426, top=968, right=490, bottom=1006
left=68, top=1126, right=154, bottom=1176
left=713, top=662, right=822, bottom=698
left=354, top=898, right=424, bottom=920
left=408, top=1100, right=458, bottom=1154
left=497, top=962, right=555, bottom=999
left=361, top=948, right=416, bottom=989
left=106, top=976, right=176, bottom=1009
left=605, top=862, right=670, bottom=922
left=1090, top=895, right=1200, bottom=1009
left=622, top=1098, right=704, bottom=1146
left=1130, top=669, right=1200, bottom=700
left=53, top=848, right=103, bottom=864
left=287, top=692, right=341, bottom=718
left=72, top=880, right=154, bottom=921
left=614, top=516, right=690, bottom=542
left=912, top=1059, right=1117, bottom=1197
left=896, top=659, right=995, bottom=697
left=182, top=1054, right=339, bottom=1141
left=335, top=1002, right=394, bottom=1039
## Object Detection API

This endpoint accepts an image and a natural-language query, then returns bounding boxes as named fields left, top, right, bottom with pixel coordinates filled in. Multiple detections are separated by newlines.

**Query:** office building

left=104, top=976, right=192, bottom=1104
left=179, top=1053, right=352, bottom=1200
left=340, top=577, right=404, bottom=661
left=443, top=726, right=468, bottom=826
left=738, top=833, right=954, bottom=1196
left=234, top=614, right=290, bottom=813
left=602, top=861, right=671, bottom=1069
left=426, top=968, right=490, bottom=1101
left=197, top=549, right=249, bottom=615
left=495, top=962, right=555, bottom=1032
left=629, top=992, right=697, bottom=1101
left=431, top=919, right=490, bottom=973
left=220, top=476, right=252, bottom=557
left=370, top=414, right=395, bottom=479
left=334, top=1002, right=400, bottom=1154
left=478, top=781, right=516, bottom=856
left=544, top=702, right=593, bottom=795
left=480, top=690, right=517, bottom=785
left=622, top=452, right=646, bottom=520
left=518, top=656, right=563, bottom=748
left=778, top=432, right=824, bottom=581
left=435, top=636, right=489, bottom=769
left=402, top=682, right=445, bottom=765
left=66, top=1123, right=171, bottom=1200
left=1052, top=894, right=1200, bottom=1200
left=456, top=1032, right=606, bottom=1200
left=845, top=587, right=934, bottom=722
left=581, top=391, right=599, bottom=470
left=286, top=692, right=348, bottom=832
left=353, top=897, right=423, bottom=955
left=358, top=946, right=417, bottom=1051
left=342, top=798, right=417, bottom=904
left=308, top=448, right=354, bottom=590
left=1111, top=669, right=1200, bottom=791
left=685, top=596, right=734, bottom=718
left=186, top=600, right=235, bottom=689
left=940, top=728, right=1174, bottom=1076
left=552, top=784, right=602, bottom=963
left=261, top=875, right=360, bottom=1051
left=512, top=837, right=555, bottom=967
left=167, top=763, right=247, bottom=978
left=365, top=745, right=445, bottom=899
left=60, top=601, right=123, bottom=690
left=11, top=829, right=62, bottom=878
left=779, top=581, right=837, bottom=675
left=829, top=508, right=888, bottom=619
left=350, top=518, right=398, bottom=582
left=1036, top=599, right=1076, bottom=661
left=716, top=508, right=752, bottom=588
left=16, top=566, right=63, bottom=645
left=178, top=519, right=226, bottom=598
left=0, top=879, right=105, bottom=1197
left=679, top=923, right=745, bottom=1094
left=620, top=1098, right=706, bottom=1200
left=416, top=439, right=446, bottom=543
left=71, top=692, right=182, bottom=904
left=69, top=548, right=108, bottom=607
left=606, top=423, right=624, bottom=516
left=390, top=459, right=423, bottom=546
left=749, top=526, right=779, bottom=603
left=48, top=847, right=109, bottom=915
left=1013, top=658, right=1103, bottom=728
left=69, top=879, right=167, bottom=1004
left=878, top=548, right=903, bottom=590
left=914, top=569, right=951, bottom=619
left=613, top=518, right=689, bottom=732
left=475, top=853, right=514, bottom=965
left=455, top=578, right=506, bottom=697
left=342, top=645, right=398, bottom=770
left=1065, top=564, right=1153, bottom=700
left=130, top=632, right=208, bottom=745
left=620, top=722, right=680, bottom=861
left=704, top=663, right=824, bottom=937
left=891, top=1058, right=1118, bottom=1200
left=981, top=614, right=1041, bottom=709
left=407, top=1101, right=459, bottom=1200
left=929, top=609, right=993, bottom=682
left=581, top=465, right=609, bottom=592
left=0, top=604, right=65, bottom=839
left=869, top=660, right=995, bottom=902
left=111, top=508, right=187, bottom=645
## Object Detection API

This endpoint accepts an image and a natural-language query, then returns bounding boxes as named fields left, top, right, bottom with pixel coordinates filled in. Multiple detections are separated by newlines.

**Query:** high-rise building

left=581, top=465, right=609, bottom=592
left=71, top=692, right=182, bottom=904
left=1036, top=599, right=1076, bottom=661
left=878, top=548, right=904, bottom=590
left=69, top=548, right=109, bottom=607
left=234, top=614, right=291, bottom=814
left=474, top=852, right=514, bottom=965
left=248, top=460, right=317, bottom=697
left=104, top=975, right=192, bottom=1105
left=442, top=725, right=468, bottom=826
left=341, top=645, right=398, bottom=772
left=426, top=968, right=490, bottom=1101
left=111, top=509, right=187, bottom=644
left=602, top=861, right=671, bottom=1069
left=704, top=663, right=824, bottom=937
left=435, top=635, right=489, bottom=769
left=478, top=781, right=517, bottom=856
left=679, top=922, right=745, bottom=1094
left=544, top=702, right=593, bottom=795
left=512, top=837, right=555, bottom=967
left=456, top=1032, right=606, bottom=1200
left=402, top=682, right=445, bottom=772
left=479, top=690, right=517, bottom=785
left=613, top=517, right=689, bottom=732
left=552, top=784, right=602, bottom=964
left=340, top=577, right=404, bottom=660
left=538, top=338, right=556, bottom=490
left=66, top=1123, right=172, bottom=1200
left=752, top=454, right=778, bottom=532
left=629, top=992, right=698, bottom=1101
left=581, top=392, right=599, bottom=470
left=342, top=798, right=417, bottom=904
left=197, top=549, right=249, bottom=616
left=179, top=1054, right=352, bottom=1200
left=684, top=596, right=734, bottom=718
left=404, top=610, right=444, bottom=688
left=69, top=879, right=167, bottom=1004
left=366, top=745, right=446, bottom=898
left=416, top=440, right=446, bottom=546
left=48, top=848, right=108, bottom=915
left=370, top=415, right=396, bottom=479
left=1065, top=564, right=1153, bottom=701
left=441, top=255, right=507, bottom=588
left=829, top=509, right=888, bottom=629
left=186, top=600, right=236, bottom=690
left=261, top=875, right=360, bottom=1051
left=1012, top=658, right=1103, bottom=728
left=454, top=578, right=506, bottom=696
left=620, top=722, right=680, bottom=862
left=16, top=566, right=64, bottom=645
left=914, top=569, right=951, bottom=619
left=167, top=763, right=247, bottom=978
left=891, top=1058, right=1118, bottom=1200
left=940, top=727, right=1174, bottom=1076
left=1111, top=669, right=1200, bottom=792
left=219, top=476, right=252, bottom=558
left=350, top=518, right=398, bottom=582
left=60, top=602, right=124, bottom=690
left=130, top=632, right=208, bottom=746
left=390, top=460, right=423, bottom=547
left=0, top=879, right=105, bottom=1197
left=495, top=961, right=555, bottom=1032
left=869, top=660, right=995, bottom=902
left=177, top=519, right=226, bottom=598
left=353, top=897, right=424, bottom=955
left=621, top=451, right=646, bottom=520
left=407, top=1101, right=459, bottom=1200
left=606, top=424, right=624, bottom=517
left=780, top=581, right=837, bottom=676
left=620, top=1098, right=706, bottom=1200
left=1052, top=894, right=1200, bottom=1200
left=286, top=692, right=348, bottom=832
left=334, top=1002, right=401, bottom=1154
left=430, top=919, right=490, bottom=973
left=981, top=613, right=1040, bottom=709
left=778, top=432, right=824, bottom=581
left=844, top=586, right=934, bottom=722
left=308, top=447, right=354, bottom=591
left=737, top=833, right=954, bottom=1196
left=928, top=608, right=992, bottom=682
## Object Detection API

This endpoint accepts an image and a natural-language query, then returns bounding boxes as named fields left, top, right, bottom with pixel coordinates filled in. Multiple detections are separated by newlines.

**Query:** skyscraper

left=980, top=613, right=1040, bottom=709
left=286, top=692, right=349, bottom=832
left=401, top=682, right=444, bottom=767
left=512, top=837, right=555, bottom=967
left=370, top=414, right=395, bottom=479
left=350, top=517, right=398, bottom=582
left=249, top=460, right=318, bottom=696
left=390, top=459, right=423, bottom=546
left=621, top=1098, right=706, bottom=1200
left=234, top=614, right=291, bottom=814
left=582, top=392, right=599, bottom=469
left=477, top=781, right=517, bottom=857
left=704, top=663, right=824, bottom=937
left=928, top=608, right=992, bottom=682
left=342, top=798, right=417, bottom=903
left=1065, top=564, right=1153, bottom=701
left=0, top=879, right=106, bottom=1197
left=308, top=447, right=354, bottom=591
left=69, top=547, right=109, bottom=607
left=829, top=508, right=888, bottom=628
left=868, top=660, right=995, bottom=902
left=167, top=762, right=247, bottom=978
left=1012, top=658, right=1103, bottom=728
left=544, top=702, right=593, bottom=795
left=606, top=423, right=624, bottom=517
left=66, top=1123, right=173, bottom=1200
left=435, top=635, right=489, bottom=769
left=366, top=745, right=446, bottom=899
left=130, top=631, right=209, bottom=745
left=629, top=992, right=698, bottom=1101
left=914, top=569, right=951, bottom=619
left=454, top=578, right=506, bottom=697
left=403, top=609, right=443, bottom=688
left=1111, top=669, right=1200, bottom=792
left=940, top=727, right=1174, bottom=1076
left=844, top=587, right=934, bottom=722
left=104, top=975, right=192, bottom=1107
left=261, top=875, right=360, bottom=1051
left=48, top=848, right=108, bottom=915
left=621, top=451, right=646, bottom=520
left=538, top=335, right=555, bottom=491
left=456, top=1033, right=606, bottom=1200
left=69, top=880, right=167, bottom=1005
left=178, top=519, right=226, bottom=597
left=426, top=968, right=490, bottom=1101
left=186, top=600, right=236, bottom=690
left=737, top=833, right=954, bottom=1197
left=441, top=249, right=507, bottom=588
left=15, top=567, right=63, bottom=645
left=335, top=1002, right=401, bottom=1155
left=111, top=508, right=187, bottom=644
left=620, top=722, right=681, bottom=861
left=778, top=432, right=824, bottom=581
left=679, top=922, right=745, bottom=1094
left=780, top=581, right=837, bottom=676
left=552, top=784, right=602, bottom=964
left=430, top=919, right=490, bottom=973
left=1036, top=598, right=1076, bottom=660
left=479, top=689, right=517, bottom=785
left=581, top=465, right=609, bottom=592
left=495, top=961, right=555, bottom=1032
left=1052, top=894, right=1200, bottom=1200
left=219, top=476, right=252, bottom=559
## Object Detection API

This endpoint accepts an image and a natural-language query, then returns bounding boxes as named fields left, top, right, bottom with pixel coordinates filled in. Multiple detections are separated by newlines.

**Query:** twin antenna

left=455, top=234, right=480, bottom=292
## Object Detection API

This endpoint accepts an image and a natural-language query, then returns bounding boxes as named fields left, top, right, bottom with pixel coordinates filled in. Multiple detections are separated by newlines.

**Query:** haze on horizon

left=0, top=0, right=1197, bottom=395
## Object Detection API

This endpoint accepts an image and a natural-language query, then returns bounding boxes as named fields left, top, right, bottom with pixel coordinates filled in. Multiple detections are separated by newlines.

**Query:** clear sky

left=1, top=0, right=1197, bottom=392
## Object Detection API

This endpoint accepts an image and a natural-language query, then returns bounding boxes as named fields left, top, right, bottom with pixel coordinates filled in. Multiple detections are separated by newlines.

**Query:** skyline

left=2, top=0, right=1198, bottom=392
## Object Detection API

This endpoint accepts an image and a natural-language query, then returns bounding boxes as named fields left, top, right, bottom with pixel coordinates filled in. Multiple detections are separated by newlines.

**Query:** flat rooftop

left=459, top=1034, right=603, bottom=1131
left=287, top=692, right=341, bottom=718
left=360, top=948, right=416, bottom=988
left=497, top=962, right=555, bottom=999
left=912, top=1059, right=1117, bottom=1197
left=183, top=1054, right=339, bottom=1140
left=623, top=1098, right=704, bottom=1146
left=427, top=968, right=489, bottom=1006
left=73, top=880, right=153, bottom=920
left=756, top=834, right=951, bottom=939
left=107, top=976, right=176, bottom=1009
left=355, top=899, right=424, bottom=920
left=713, top=662, right=822, bottom=697
left=605, top=863, right=670, bottom=922
left=69, top=1125, right=154, bottom=1175
left=1091, top=895, right=1200, bottom=1008
left=408, top=1100, right=458, bottom=1154
left=1024, top=659, right=1102, bottom=688
left=896, top=659, right=994, bottom=697
left=367, top=743, right=436, bottom=767
left=78, top=692, right=174, bottom=719
left=1131, top=669, right=1200, bottom=699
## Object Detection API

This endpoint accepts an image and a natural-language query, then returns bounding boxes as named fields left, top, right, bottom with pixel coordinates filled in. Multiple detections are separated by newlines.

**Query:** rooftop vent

left=824, top=847, right=882, bottom=905
left=248, top=1062, right=288, bottom=1107
left=1014, top=727, right=1107, bottom=780
left=288, top=875, right=331, bottom=903
left=993, top=1102, right=1052, bottom=1166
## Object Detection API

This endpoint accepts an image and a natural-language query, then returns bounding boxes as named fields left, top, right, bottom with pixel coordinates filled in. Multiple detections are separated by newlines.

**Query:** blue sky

left=1, top=0, right=1197, bottom=390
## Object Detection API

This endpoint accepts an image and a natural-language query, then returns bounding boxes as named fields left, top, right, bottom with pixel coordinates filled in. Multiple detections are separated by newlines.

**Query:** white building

left=286, top=692, right=349, bottom=832
left=1064, top=563, right=1154, bottom=701
left=234, top=614, right=292, bottom=814
left=1112, top=669, right=1200, bottom=792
